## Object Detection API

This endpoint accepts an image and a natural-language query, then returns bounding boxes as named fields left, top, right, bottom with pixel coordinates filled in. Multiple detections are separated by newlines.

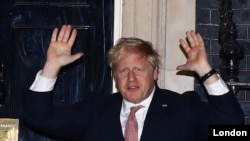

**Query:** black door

left=0, top=0, right=114, bottom=140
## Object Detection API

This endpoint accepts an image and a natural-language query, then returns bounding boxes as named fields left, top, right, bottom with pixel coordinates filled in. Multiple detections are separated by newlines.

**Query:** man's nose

left=128, top=70, right=136, bottom=81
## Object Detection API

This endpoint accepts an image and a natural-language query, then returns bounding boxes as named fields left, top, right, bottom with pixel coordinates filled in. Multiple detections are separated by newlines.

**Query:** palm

left=46, top=25, right=83, bottom=68
left=177, top=30, right=209, bottom=73
left=47, top=40, right=73, bottom=66
left=184, top=44, right=207, bottom=71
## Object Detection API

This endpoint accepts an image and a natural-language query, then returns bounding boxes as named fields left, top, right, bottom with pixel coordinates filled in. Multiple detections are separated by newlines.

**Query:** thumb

left=71, top=52, right=84, bottom=62
left=176, top=64, right=187, bottom=71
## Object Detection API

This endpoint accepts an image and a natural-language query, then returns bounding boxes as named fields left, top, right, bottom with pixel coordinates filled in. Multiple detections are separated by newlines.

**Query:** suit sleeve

left=182, top=90, right=245, bottom=125
left=23, top=90, right=93, bottom=140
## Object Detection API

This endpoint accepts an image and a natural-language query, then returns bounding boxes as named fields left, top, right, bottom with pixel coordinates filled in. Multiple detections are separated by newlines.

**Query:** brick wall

left=196, top=0, right=250, bottom=124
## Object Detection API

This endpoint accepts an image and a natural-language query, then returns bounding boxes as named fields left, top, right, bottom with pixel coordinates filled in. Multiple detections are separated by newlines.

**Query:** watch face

left=0, top=118, right=19, bottom=141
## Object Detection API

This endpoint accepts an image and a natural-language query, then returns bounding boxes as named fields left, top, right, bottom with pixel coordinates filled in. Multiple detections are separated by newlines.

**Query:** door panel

left=0, top=0, right=114, bottom=140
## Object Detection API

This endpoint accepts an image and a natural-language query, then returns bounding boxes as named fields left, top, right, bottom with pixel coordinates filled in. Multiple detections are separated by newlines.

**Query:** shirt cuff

left=204, top=74, right=229, bottom=96
left=29, top=70, right=57, bottom=92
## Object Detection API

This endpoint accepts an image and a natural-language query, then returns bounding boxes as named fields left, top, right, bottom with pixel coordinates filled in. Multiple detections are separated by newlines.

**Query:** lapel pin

left=162, top=104, right=167, bottom=107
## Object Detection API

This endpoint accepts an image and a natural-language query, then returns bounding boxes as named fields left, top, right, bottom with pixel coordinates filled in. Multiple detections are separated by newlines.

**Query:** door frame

left=112, top=0, right=122, bottom=92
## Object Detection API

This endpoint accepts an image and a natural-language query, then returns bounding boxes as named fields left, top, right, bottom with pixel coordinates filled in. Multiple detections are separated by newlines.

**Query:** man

left=24, top=24, right=244, bottom=141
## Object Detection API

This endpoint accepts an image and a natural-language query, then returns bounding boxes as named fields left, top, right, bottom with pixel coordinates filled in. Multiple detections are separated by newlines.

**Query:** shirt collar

left=121, top=86, right=155, bottom=114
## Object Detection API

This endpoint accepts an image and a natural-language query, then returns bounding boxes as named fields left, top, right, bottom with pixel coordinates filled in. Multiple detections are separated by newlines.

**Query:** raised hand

left=41, top=24, right=84, bottom=78
left=177, top=30, right=211, bottom=76
left=177, top=30, right=218, bottom=84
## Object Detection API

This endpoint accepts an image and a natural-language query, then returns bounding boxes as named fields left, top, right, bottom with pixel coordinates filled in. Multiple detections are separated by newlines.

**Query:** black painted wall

left=196, top=0, right=250, bottom=124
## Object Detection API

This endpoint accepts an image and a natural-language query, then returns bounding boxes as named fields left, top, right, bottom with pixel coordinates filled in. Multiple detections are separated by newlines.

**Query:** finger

left=51, top=28, right=58, bottom=42
left=71, top=52, right=84, bottom=62
left=68, top=29, right=77, bottom=46
left=57, top=25, right=67, bottom=42
left=176, top=64, right=187, bottom=70
left=190, top=30, right=199, bottom=46
left=186, top=31, right=196, bottom=47
left=62, top=25, right=72, bottom=43
left=179, top=38, right=190, bottom=53
left=196, top=33, right=204, bottom=46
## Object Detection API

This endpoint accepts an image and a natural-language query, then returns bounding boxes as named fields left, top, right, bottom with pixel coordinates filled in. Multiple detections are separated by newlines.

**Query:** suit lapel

left=140, top=88, right=178, bottom=141
left=101, top=94, right=124, bottom=140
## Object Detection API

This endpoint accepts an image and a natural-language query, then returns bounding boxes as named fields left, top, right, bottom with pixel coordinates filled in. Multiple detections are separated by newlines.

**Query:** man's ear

left=153, top=66, right=159, bottom=80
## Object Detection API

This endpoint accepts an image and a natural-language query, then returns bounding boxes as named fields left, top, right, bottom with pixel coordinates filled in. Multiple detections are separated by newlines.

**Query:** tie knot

left=130, top=105, right=143, bottom=115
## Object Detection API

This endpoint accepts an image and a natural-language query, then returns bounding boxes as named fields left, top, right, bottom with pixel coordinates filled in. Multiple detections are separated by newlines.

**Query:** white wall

left=114, top=0, right=196, bottom=94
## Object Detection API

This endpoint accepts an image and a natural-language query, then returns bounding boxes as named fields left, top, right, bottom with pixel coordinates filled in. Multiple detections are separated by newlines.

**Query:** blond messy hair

left=108, top=37, right=161, bottom=71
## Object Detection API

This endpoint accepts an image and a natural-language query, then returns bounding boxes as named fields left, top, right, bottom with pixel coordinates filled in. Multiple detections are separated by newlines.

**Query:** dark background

left=196, top=0, right=250, bottom=125
left=0, top=0, right=114, bottom=140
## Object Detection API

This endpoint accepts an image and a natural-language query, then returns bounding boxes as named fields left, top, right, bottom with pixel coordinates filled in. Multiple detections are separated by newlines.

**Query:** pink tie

left=124, top=106, right=143, bottom=141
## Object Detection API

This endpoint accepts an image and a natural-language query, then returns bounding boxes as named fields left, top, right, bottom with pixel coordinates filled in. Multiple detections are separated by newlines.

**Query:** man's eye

left=121, top=68, right=128, bottom=73
left=134, top=68, right=141, bottom=72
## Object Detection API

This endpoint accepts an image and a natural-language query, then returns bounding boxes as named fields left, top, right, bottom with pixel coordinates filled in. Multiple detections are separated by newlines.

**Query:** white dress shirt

left=120, top=87, right=154, bottom=141
left=29, top=70, right=229, bottom=141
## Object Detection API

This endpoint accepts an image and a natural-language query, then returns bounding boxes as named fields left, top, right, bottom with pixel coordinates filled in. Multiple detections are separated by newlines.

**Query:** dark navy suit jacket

left=24, top=86, right=244, bottom=141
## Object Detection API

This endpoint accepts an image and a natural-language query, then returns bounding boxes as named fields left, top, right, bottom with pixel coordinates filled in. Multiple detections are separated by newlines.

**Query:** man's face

left=114, top=52, right=158, bottom=104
